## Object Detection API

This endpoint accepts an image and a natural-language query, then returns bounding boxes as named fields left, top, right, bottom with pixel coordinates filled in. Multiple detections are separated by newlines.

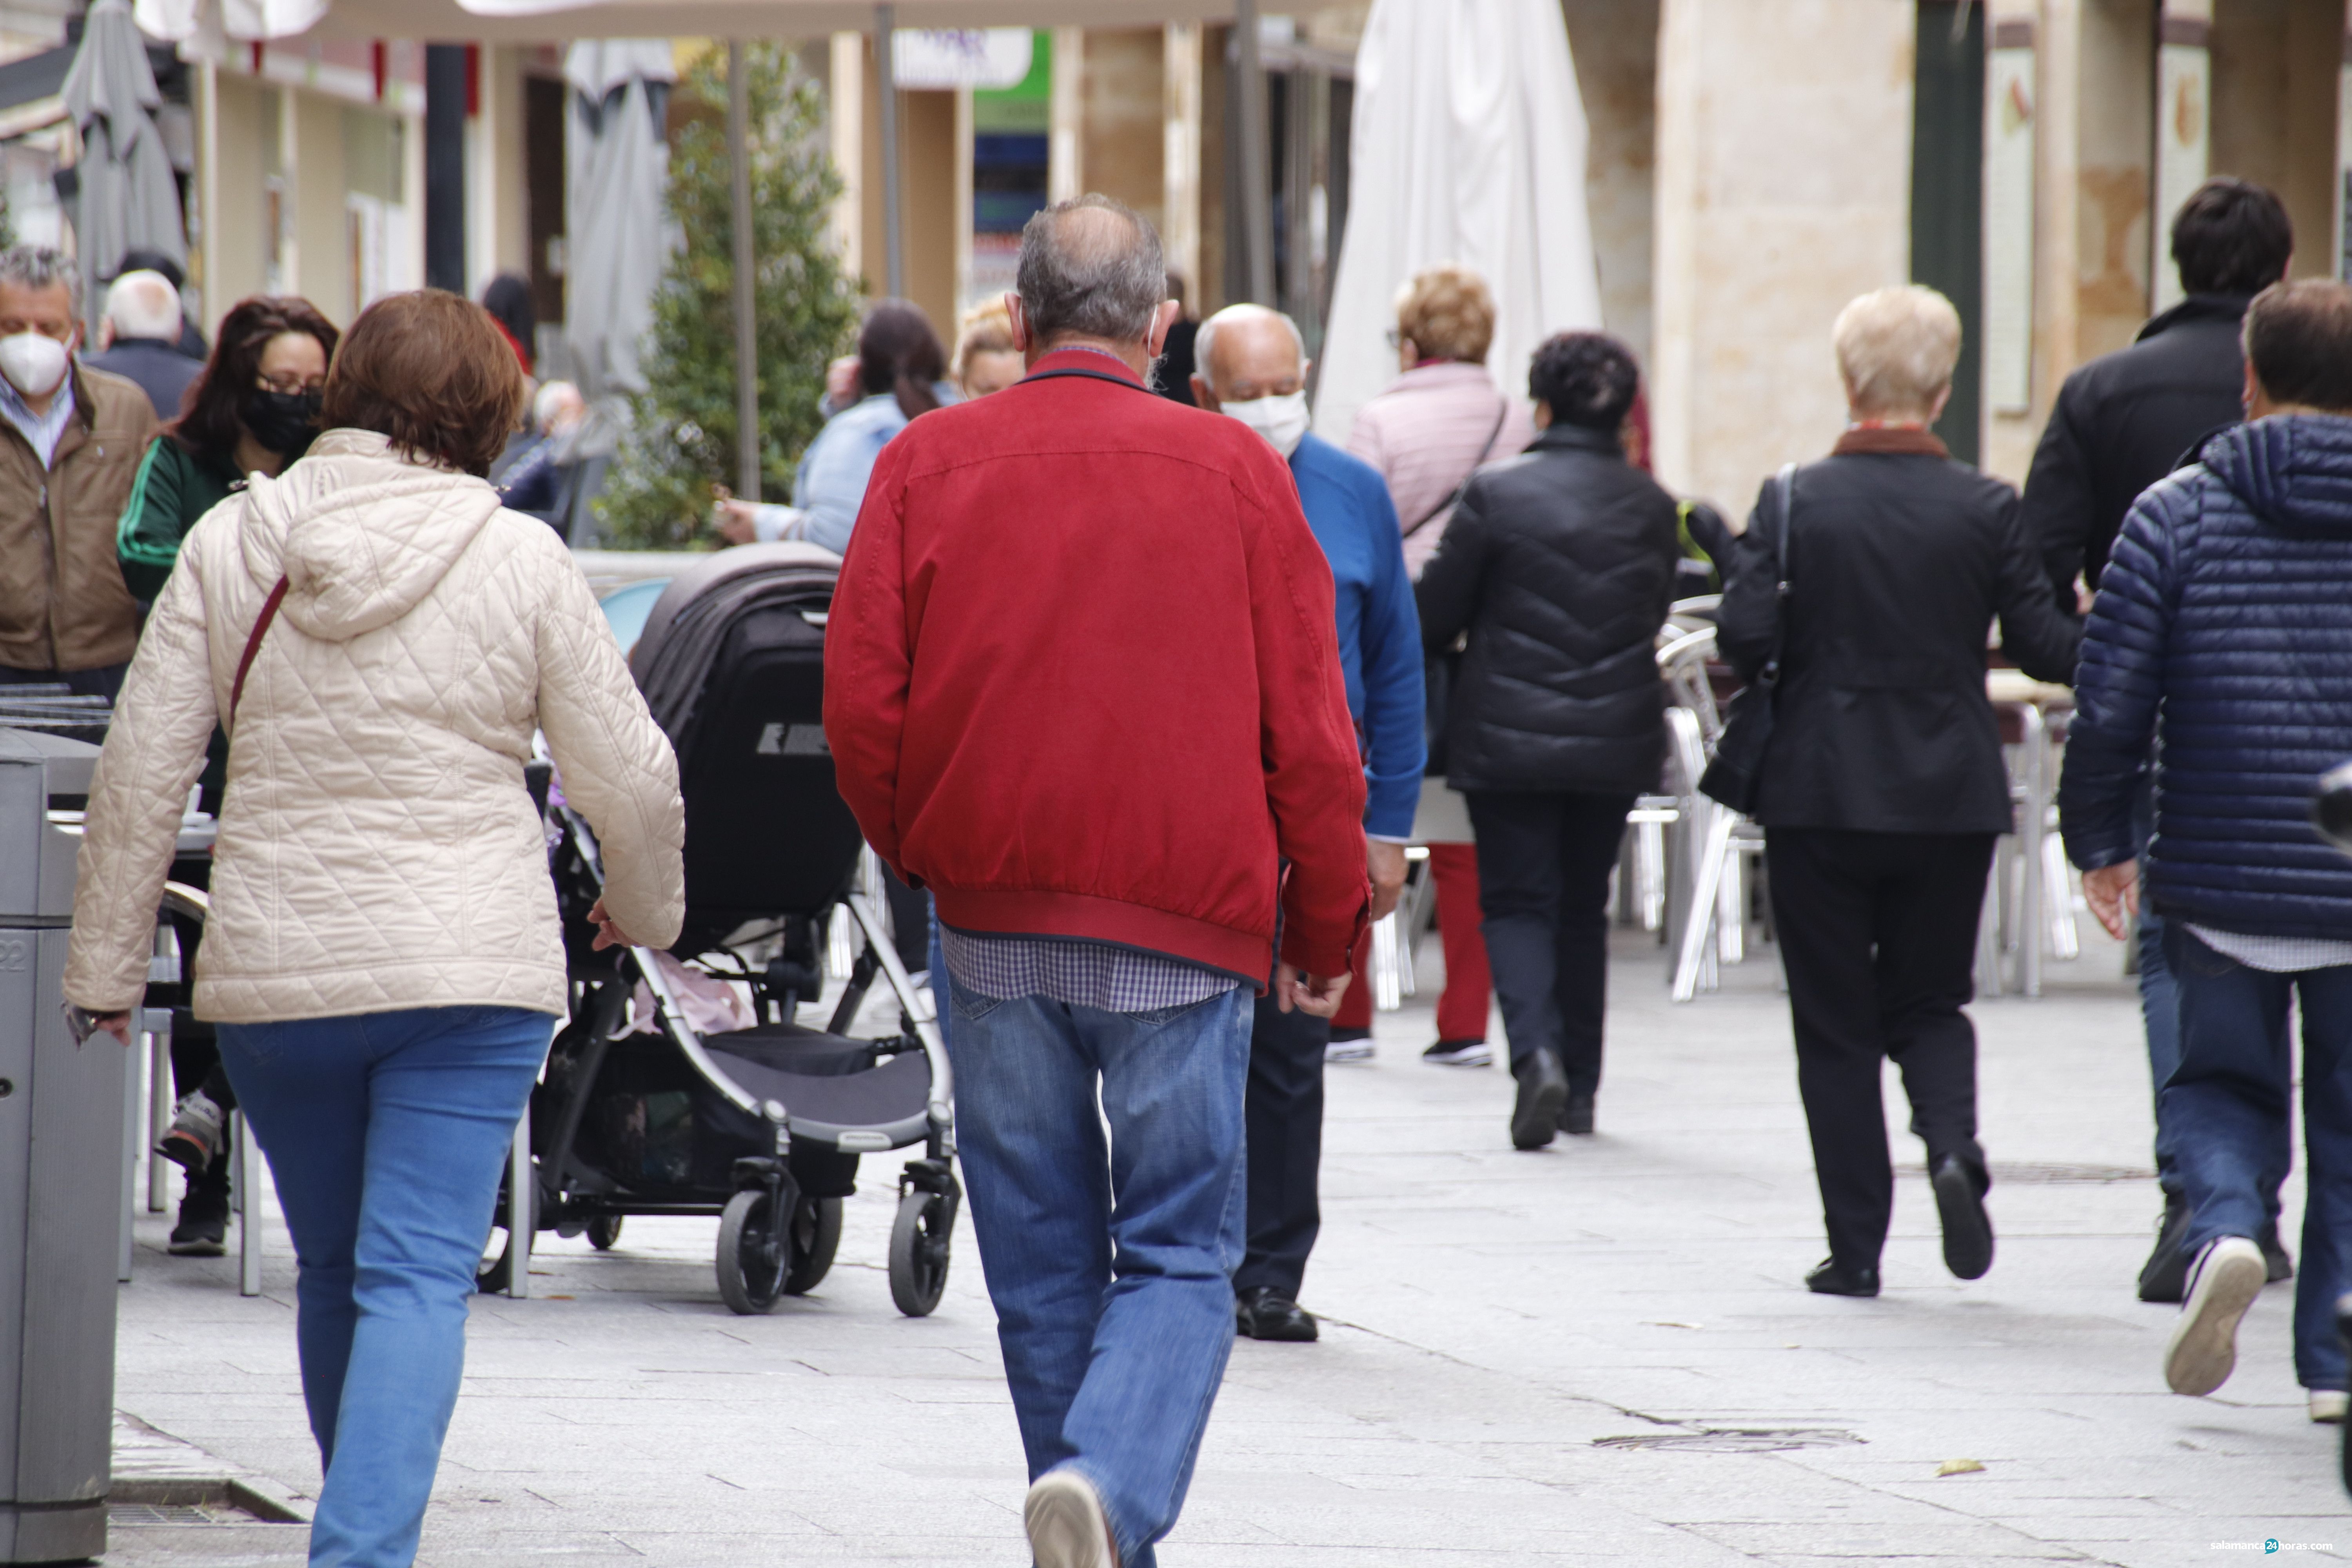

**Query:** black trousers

left=1464, top=790, right=1635, bottom=1094
left=1765, top=828, right=1996, bottom=1269
left=1237, top=975, right=1330, bottom=1299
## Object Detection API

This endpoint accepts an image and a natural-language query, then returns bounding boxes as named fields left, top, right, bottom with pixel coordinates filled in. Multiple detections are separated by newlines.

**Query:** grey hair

left=0, top=246, right=80, bottom=317
left=1016, top=194, right=1166, bottom=345
left=1192, top=305, right=1305, bottom=396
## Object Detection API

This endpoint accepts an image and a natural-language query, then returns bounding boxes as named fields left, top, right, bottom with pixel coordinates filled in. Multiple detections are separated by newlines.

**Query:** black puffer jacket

left=1415, top=422, right=1680, bottom=795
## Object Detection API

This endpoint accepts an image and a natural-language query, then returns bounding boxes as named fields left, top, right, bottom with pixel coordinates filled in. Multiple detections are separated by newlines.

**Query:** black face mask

left=240, top=389, right=322, bottom=458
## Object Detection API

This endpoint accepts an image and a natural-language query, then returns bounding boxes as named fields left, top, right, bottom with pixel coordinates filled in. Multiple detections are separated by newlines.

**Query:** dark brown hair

left=170, top=295, right=340, bottom=456
left=2174, top=178, right=2293, bottom=298
left=858, top=299, right=948, bottom=420
left=2245, top=280, right=2352, bottom=413
left=321, top=290, right=528, bottom=477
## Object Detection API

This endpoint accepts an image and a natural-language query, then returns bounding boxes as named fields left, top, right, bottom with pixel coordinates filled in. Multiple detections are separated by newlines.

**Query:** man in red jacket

left=826, top=194, right=1368, bottom=1568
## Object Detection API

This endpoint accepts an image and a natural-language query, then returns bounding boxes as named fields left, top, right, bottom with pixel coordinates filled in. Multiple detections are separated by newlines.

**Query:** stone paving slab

left=101, top=927, right=2352, bottom=1564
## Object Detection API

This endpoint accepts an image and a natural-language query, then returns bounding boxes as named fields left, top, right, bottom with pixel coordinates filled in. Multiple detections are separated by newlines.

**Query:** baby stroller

left=485, top=543, right=960, bottom=1316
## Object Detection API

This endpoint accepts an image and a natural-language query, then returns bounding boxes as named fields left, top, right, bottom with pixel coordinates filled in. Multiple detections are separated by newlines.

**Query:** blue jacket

left=2059, top=415, right=2352, bottom=937
left=1290, top=432, right=1426, bottom=838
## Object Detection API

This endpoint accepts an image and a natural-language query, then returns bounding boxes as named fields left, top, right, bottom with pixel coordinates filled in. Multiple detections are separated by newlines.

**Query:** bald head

left=1191, top=304, right=1308, bottom=409
left=104, top=269, right=181, bottom=343
left=1015, top=194, right=1168, bottom=349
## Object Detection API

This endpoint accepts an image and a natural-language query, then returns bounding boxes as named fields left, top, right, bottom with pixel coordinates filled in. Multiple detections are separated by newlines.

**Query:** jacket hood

left=2203, top=415, right=2352, bottom=537
left=236, top=428, right=507, bottom=641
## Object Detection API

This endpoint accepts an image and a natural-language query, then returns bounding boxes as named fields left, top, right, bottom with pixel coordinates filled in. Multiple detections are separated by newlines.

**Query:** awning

left=135, top=0, right=1239, bottom=44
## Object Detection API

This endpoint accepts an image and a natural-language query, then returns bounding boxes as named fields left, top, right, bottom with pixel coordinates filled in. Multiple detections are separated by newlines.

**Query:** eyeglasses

left=1384, top=328, right=1403, bottom=349
left=257, top=373, right=325, bottom=396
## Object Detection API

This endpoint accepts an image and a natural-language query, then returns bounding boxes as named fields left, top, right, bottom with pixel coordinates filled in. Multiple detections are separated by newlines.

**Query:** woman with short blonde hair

left=1717, top=283, right=2077, bottom=1301
left=1833, top=284, right=1963, bottom=420
left=1393, top=264, right=1498, bottom=367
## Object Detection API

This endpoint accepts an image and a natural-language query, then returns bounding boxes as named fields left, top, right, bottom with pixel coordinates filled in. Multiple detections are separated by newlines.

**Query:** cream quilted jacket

left=64, top=429, right=684, bottom=1023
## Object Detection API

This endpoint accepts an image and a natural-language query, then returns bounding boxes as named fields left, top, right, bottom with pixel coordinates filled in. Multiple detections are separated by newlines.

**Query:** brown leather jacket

left=0, top=364, right=158, bottom=672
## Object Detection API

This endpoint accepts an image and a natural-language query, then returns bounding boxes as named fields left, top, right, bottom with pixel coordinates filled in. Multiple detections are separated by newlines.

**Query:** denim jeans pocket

left=950, top=987, right=1011, bottom=1023
left=1124, top=991, right=1231, bottom=1028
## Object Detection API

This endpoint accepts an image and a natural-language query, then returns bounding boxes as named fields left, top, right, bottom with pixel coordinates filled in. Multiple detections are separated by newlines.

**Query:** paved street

left=106, top=924, right=2349, bottom=1566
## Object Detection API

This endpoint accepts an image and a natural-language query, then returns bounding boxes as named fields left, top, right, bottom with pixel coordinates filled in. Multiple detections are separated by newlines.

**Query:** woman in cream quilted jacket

left=63, top=290, right=684, bottom=1568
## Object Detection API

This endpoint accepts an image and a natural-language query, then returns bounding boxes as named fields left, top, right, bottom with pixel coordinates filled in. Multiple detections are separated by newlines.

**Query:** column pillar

left=1981, top=1, right=2040, bottom=482
left=1049, top=26, right=1084, bottom=202
left=1163, top=23, right=1203, bottom=297
left=829, top=32, right=864, bottom=284
left=2154, top=0, right=2213, bottom=311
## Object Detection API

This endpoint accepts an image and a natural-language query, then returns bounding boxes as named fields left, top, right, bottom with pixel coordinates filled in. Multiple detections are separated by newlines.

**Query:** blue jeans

left=216, top=1005, right=553, bottom=1567
left=2138, top=906, right=2182, bottom=1190
left=2163, top=926, right=2352, bottom=1390
left=942, top=974, right=1252, bottom=1568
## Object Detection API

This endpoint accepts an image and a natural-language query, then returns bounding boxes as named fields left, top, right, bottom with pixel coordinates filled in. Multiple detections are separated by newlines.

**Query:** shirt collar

left=1028, top=345, right=1145, bottom=385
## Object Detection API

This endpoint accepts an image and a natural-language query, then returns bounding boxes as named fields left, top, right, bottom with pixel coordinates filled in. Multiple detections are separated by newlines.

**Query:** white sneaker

left=1324, top=1036, right=1374, bottom=1063
left=1024, top=1469, right=1115, bottom=1568
left=2310, top=1390, right=2348, bottom=1424
left=2165, top=1236, right=2267, bottom=1396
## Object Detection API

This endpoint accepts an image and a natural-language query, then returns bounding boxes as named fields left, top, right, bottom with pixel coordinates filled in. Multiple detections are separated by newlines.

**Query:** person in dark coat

left=2060, top=280, right=2352, bottom=1423
left=1415, top=331, right=1679, bottom=1151
left=2021, top=176, right=2296, bottom=1303
left=84, top=269, right=201, bottom=422
left=1720, top=285, right=2079, bottom=1299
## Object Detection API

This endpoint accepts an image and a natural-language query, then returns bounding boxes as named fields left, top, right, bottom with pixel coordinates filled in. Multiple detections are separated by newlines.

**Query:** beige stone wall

left=2211, top=0, right=2343, bottom=280
left=1563, top=0, right=1660, bottom=377
left=1081, top=29, right=1165, bottom=234
left=1651, top=0, right=1916, bottom=517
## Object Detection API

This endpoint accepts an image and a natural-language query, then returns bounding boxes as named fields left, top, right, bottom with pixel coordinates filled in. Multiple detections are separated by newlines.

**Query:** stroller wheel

left=717, top=1189, right=791, bottom=1314
left=586, top=1214, right=624, bottom=1252
left=888, top=1190, right=953, bottom=1318
left=783, top=1198, right=842, bottom=1296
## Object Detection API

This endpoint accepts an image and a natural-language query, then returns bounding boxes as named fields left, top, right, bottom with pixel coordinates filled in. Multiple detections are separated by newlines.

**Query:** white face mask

left=0, top=331, right=69, bottom=398
left=1220, top=390, right=1311, bottom=458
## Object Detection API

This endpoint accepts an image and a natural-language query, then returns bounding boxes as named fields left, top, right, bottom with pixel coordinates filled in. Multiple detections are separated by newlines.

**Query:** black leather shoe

left=1931, top=1154, right=1994, bottom=1281
left=1806, top=1258, right=1879, bottom=1297
left=1234, top=1287, right=1318, bottom=1342
left=1510, top=1051, right=1568, bottom=1150
left=1558, top=1093, right=1595, bottom=1136
left=2260, top=1220, right=2294, bottom=1283
left=2139, top=1192, right=2192, bottom=1303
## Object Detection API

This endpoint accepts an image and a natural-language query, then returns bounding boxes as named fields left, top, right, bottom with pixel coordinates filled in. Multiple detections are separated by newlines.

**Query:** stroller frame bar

left=839, top=889, right=954, bottom=1140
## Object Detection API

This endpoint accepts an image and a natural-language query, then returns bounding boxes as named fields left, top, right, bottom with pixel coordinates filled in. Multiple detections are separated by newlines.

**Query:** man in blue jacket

left=1193, top=304, right=1424, bottom=1343
left=2061, top=279, right=2352, bottom=1421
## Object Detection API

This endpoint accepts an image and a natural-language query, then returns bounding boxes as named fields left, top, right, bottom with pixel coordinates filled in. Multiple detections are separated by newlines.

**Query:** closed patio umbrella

left=1312, top=0, right=1601, bottom=446
left=63, top=0, right=187, bottom=334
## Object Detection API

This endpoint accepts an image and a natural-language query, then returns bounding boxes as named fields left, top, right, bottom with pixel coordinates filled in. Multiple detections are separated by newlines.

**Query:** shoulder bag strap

left=1401, top=399, right=1512, bottom=540
left=228, top=575, right=290, bottom=731
left=1755, top=464, right=1799, bottom=691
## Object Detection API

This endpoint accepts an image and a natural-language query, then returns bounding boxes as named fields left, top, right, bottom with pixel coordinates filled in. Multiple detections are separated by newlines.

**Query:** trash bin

left=0, top=726, right=118, bottom=1563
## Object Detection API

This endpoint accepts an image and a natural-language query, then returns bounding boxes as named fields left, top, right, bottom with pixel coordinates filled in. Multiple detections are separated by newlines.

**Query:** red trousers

left=1332, top=843, right=1494, bottom=1041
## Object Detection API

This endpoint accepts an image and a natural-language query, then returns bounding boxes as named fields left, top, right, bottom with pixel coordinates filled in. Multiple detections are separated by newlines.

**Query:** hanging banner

left=893, top=28, right=1032, bottom=90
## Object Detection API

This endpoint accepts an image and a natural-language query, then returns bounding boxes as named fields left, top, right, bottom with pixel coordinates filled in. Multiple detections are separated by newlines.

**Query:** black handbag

left=1697, top=464, right=1797, bottom=814
left=1416, top=405, right=1510, bottom=778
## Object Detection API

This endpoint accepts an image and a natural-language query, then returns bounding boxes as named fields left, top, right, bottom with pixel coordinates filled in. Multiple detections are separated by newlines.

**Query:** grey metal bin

left=0, top=726, right=118, bottom=1563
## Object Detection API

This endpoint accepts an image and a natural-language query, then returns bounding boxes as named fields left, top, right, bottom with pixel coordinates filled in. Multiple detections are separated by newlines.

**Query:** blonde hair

left=1394, top=264, right=1495, bottom=364
left=952, top=298, right=1017, bottom=383
left=1833, top=285, right=1962, bottom=419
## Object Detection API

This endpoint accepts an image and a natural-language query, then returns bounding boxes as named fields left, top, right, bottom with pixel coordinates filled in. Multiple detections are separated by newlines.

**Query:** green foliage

left=597, top=45, right=861, bottom=550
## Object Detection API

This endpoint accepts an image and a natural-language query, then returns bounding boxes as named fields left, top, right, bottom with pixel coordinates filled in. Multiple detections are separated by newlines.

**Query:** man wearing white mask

left=1192, top=303, right=1423, bottom=1343
left=0, top=245, right=157, bottom=700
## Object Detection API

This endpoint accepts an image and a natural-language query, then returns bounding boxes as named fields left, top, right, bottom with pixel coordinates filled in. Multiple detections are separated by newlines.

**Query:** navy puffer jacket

left=2059, top=415, right=2352, bottom=937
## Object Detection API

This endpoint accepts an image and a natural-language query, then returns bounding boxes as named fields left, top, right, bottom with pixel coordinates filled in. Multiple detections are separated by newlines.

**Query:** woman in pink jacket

left=1341, top=265, right=1535, bottom=1073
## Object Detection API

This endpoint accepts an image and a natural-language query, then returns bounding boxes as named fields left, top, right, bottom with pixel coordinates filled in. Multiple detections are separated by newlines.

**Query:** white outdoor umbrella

left=64, top=0, right=188, bottom=334
left=563, top=42, right=672, bottom=423
left=1312, top=0, right=1602, bottom=446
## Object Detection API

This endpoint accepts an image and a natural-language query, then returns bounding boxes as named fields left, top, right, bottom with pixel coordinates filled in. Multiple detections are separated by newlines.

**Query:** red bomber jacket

left=824, top=346, right=1370, bottom=982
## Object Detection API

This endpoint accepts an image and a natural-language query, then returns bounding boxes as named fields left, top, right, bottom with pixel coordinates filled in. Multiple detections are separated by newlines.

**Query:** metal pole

left=423, top=44, right=468, bottom=294
left=1233, top=0, right=1275, bottom=305
left=728, top=42, right=760, bottom=501
left=877, top=4, right=904, bottom=299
